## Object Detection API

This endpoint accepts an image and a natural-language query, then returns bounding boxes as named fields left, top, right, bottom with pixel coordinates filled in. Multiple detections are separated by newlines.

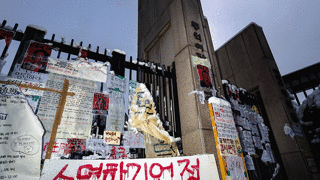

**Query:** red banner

left=196, top=64, right=213, bottom=89
left=92, top=93, right=109, bottom=115
left=21, top=41, right=52, bottom=72
left=0, top=28, right=15, bottom=47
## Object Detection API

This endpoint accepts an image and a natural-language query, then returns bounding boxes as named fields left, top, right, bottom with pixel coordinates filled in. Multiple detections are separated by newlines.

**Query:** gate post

left=111, top=50, right=126, bottom=77
left=8, top=25, right=47, bottom=75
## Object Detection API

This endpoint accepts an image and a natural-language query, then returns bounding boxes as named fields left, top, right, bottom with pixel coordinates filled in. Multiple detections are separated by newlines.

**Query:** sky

left=1, top=0, right=319, bottom=100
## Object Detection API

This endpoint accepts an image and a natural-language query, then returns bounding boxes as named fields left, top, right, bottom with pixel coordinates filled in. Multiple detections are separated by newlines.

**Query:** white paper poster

left=47, top=57, right=108, bottom=82
left=0, top=84, right=44, bottom=180
left=40, top=154, right=220, bottom=180
left=122, top=131, right=145, bottom=148
left=5, top=77, right=45, bottom=96
left=106, top=91, right=125, bottom=133
left=106, top=74, right=126, bottom=93
left=37, top=73, right=97, bottom=139
left=225, top=156, right=247, bottom=180
left=10, top=64, right=48, bottom=83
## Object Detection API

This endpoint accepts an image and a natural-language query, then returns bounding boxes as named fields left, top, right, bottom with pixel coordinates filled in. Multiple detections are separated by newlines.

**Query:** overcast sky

left=1, top=0, right=319, bottom=98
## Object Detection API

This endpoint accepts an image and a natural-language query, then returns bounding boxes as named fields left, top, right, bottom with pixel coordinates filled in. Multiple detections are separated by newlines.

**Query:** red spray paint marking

left=53, top=164, right=74, bottom=180
left=177, top=158, right=200, bottom=180
left=76, top=163, right=103, bottom=179
left=149, top=162, right=174, bottom=179
left=102, top=163, right=118, bottom=180
left=120, top=161, right=141, bottom=180
left=144, top=163, right=148, bottom=180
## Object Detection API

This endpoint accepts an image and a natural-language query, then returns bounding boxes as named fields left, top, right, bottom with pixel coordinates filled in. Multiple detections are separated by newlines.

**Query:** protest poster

left=106, top=74, right=127, bottom=93
left=86, top=139, right=130, bottom=160
left=42, top=138, right=67, bottom=159
left=208, top=96, right=249, bottom=180
left=5, top=77, right=45, bottom=96
left=64, top=138, right=87, bottom=156
left=225, top=156, right=247, bottom=180
left=103, top=131, right=121, bottom=145
left=10, top=64, right=48, bottom=83
left=191, top=55, right=211, bottom=68
left=46, top=57, right=108, bottom=82
left=21, top=41, right=52, bottom=72
left=37, top=73, right=97, bottom=139
left=122, top=131, right=144, bottom=148
left=0, top=28, right=15, bottom=47
left=40, top=154, right=220, bottom=180
left=0, top=84, right=44, bottom=180
left=92, top=93, right=109, bottom=115
left=196, top=64, right=213, bottom=89
left=106, top=91, right=125, bottom=133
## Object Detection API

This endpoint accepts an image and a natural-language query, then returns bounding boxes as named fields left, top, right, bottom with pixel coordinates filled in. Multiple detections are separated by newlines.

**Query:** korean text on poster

left=21, top=41, right=52, bottom=72
left=0, top=84, right=44, bottom=180
left=104, top=131, right=121, bottom=145
left=46, top=57, right=108, bottom=82
left=37, top=73, right=97, bottom=139
left=10, top=64, right=48, bottom=83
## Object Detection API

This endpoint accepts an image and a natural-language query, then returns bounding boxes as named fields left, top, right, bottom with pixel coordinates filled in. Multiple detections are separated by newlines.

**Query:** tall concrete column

left=138, top=0, right=219, bottom=157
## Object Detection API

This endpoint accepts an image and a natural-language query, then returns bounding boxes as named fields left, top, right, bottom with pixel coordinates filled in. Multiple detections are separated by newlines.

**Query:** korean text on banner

left=46, top=57, right=108, bottom=82
left=0, top=84, right=44, bottom=180
left=37, top=73, right=97, bottom=139
left=40, top=154, right=220, bottom=180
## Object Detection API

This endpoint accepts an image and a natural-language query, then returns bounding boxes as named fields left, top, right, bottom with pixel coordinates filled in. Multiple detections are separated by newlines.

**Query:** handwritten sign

left=0, top=84, right=44, bottom=180
left=42, top=138, right=67, bottom=159
left=40, top=154, right=220, bottom=180
left=37, top=73, right=97, bottom=139
left=104, top=131, right=121, bottom=145
left=46, top=57, right=108, bottom=82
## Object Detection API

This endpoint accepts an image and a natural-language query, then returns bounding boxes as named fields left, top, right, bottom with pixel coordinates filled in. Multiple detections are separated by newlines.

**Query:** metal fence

left=0, top=19, right=182, bottom=152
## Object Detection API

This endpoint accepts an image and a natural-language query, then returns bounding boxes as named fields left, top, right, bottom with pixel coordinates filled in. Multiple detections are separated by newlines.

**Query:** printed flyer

left=37, top=73, right=97, bottom=139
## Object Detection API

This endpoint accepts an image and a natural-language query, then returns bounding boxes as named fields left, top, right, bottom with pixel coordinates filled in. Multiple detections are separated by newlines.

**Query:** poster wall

left=40, top=154, right=220, bottom=180
left=208, top=96, right=248, bottom=180
left=37, top=73, right=97, bottom=139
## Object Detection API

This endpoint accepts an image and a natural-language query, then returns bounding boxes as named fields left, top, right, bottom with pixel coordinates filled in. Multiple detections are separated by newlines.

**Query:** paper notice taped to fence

left=0, top=84, right=44, bottom=180
left=47, top=57, right=108, bottom=82
left=37, top=73, right=97, bottom=139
